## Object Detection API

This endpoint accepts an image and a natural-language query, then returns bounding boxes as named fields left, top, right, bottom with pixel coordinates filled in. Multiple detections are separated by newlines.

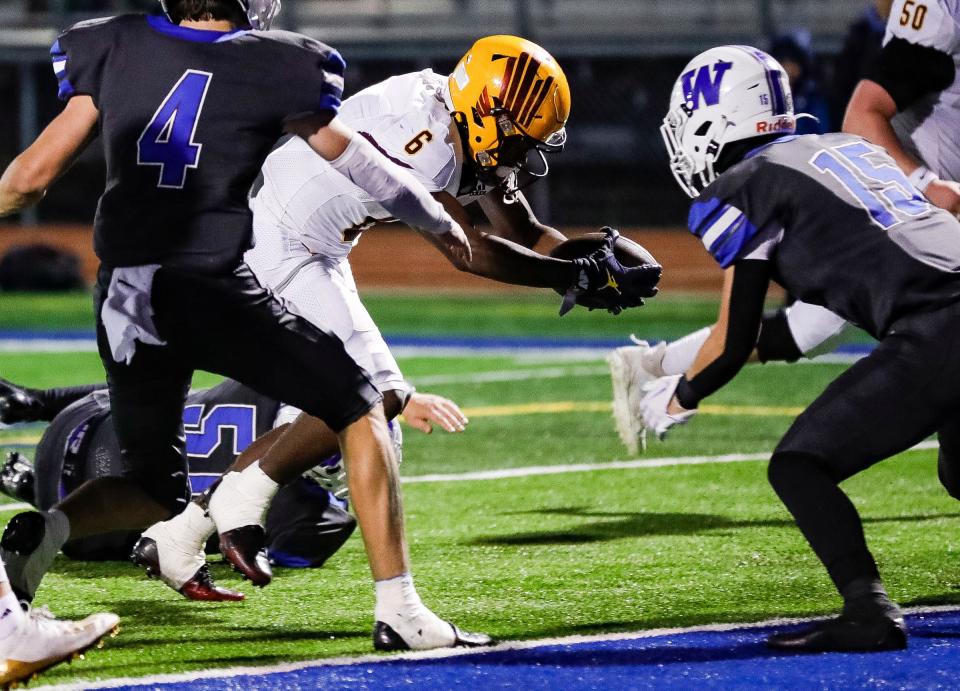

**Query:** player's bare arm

left=286, top=115, right=472, bottom=264
left=424, top=190, right=577, bottom=288
left=477, top=187, right=567, bottom=252
left=844, top=80, right=920, bottom=175
left=0, top=95, right=98, bottom=217
left=843, top=28, right=960, bottom=214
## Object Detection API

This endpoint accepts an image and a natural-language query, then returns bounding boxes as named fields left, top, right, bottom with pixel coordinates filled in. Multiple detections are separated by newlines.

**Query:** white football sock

left=208, top=462, right=279, bottom=533
left=171, top=502, right=216, bottom=552
left=140, top=502, right=217, bottom=589
left=374, top=573, right=455, bottom=649
left=1, top=510, right=70, bottom=603
left=661, top=327, right=712, bottom=375
left=0, top=561, right=24, bottom=642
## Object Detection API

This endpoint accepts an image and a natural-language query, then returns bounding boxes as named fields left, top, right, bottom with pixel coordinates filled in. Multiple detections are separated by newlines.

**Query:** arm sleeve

left=868, top=37, right=955, bottom=111
left=50, top=18, right=114, bottom=103
left=674, top=260, right=771, bottom=409
left=327, top=132, right=456, bottom=236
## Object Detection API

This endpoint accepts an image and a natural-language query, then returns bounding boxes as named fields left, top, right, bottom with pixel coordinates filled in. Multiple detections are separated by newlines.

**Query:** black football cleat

left=0, top=378, right=43, bottom=425
left=0, top=452, right=36, bottom=503
left=131, top=536, right=244, bottom=602
left=218, top=525, right=272, bottom=586
left=373, top=620, right=495, bottom=652
left=767, top=613, right=907, bottom=652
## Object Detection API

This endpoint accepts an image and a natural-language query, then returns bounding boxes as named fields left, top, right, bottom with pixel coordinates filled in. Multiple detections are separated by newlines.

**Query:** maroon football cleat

left=131, top=536, right=245, bottom=602
left=218, top=525, right=272, bottom=586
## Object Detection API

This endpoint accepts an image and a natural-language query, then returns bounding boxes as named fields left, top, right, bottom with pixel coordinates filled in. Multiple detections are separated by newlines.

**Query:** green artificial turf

left=0, top=291, right=935, bottom=687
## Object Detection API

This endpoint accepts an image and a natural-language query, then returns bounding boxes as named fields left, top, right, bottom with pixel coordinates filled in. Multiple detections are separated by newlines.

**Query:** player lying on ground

left=136, top=33, right=663, bottom=608
left=0, top=377, right=466, bottom=595
left=0, top=0, right=493, bottom=652
left=612, top=0, right=960, bottom=452
left=633, top=45, right=960, bottom=652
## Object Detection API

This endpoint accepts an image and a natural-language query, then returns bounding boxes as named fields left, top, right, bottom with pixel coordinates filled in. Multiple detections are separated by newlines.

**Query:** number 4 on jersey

left=137, top=70, right=213, bottom=189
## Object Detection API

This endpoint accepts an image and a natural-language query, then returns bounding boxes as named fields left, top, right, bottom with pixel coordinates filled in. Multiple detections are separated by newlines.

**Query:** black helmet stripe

left=518, top=75, right=553, bottom=129
left=501, top=51, right=530, bottom=112
left=507, top=53, right=542, bottom=117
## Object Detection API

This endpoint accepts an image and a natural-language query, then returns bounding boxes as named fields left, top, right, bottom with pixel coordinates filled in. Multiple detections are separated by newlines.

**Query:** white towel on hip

left=101, top=265, right=167, bottom=365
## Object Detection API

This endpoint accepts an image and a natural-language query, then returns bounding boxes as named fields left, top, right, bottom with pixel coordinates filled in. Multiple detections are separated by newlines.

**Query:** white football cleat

left=0, top=605, right=119, bottom=687
left=607, top=339, right=667, bottom=454
left=373, top=605, right=493, bottom=651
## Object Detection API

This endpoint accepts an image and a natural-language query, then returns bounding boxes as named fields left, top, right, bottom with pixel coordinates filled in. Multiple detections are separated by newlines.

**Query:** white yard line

left=400, top=440, right=939, bottom=484
left=35, top=603, right=960, bottom=690
left=411, top=364, right=609, bottom=386
left=0, top=502, right=33, bottom=512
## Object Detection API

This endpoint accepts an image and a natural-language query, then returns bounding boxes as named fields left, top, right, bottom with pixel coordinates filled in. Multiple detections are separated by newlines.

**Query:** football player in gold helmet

left=447, top=35, right=571, bottom=198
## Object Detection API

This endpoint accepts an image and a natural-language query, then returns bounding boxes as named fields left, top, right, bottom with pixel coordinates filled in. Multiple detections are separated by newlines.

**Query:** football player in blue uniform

left=642, top=45, right=960, bottom=652
left=0, top=0, right=491, bottom=652
left=0, top=376, right=465, bottom=597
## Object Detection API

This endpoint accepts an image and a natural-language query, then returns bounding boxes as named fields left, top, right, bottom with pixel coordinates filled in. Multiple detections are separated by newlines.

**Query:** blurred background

left=0, top=0, right=889, bottom=289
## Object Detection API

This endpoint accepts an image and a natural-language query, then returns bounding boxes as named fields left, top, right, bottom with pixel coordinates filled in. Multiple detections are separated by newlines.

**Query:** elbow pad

left=327, top=134, right=455, bottom=236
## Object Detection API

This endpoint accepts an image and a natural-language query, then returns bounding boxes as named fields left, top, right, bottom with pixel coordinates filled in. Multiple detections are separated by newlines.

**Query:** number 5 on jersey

left=137, top=70, right=213, bottom=189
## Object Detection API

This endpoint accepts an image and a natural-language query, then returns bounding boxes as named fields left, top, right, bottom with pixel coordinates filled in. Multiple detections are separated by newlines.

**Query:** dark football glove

left=561, top=227, right=662, bottom=316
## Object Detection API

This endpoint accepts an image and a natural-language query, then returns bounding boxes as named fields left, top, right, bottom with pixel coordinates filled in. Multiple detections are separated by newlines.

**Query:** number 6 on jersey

left=137, top=70, right=213, bottom=189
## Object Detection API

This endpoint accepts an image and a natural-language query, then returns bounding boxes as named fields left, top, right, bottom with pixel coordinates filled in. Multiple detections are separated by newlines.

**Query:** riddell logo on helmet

left=756, top=118, right=793, bottom=133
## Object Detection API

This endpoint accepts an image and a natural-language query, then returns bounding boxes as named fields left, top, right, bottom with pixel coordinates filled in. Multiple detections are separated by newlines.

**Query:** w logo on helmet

left=681, top=60, right=733, bottom=111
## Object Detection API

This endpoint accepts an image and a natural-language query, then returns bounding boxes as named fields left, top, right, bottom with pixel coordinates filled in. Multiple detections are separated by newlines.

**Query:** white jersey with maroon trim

left=886, top=0, right=960, bottom=180
left=247, top=69, right=463, bottom=264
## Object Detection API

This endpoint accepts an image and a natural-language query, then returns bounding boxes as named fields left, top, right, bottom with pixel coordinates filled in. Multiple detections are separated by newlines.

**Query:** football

left=549, top=231, right=660, bottom=268
left=549, top=231, right=662, bottom=309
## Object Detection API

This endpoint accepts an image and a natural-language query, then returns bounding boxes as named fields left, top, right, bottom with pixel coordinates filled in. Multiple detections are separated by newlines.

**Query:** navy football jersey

left=183, top=379, right=282, bottom=494
left=688, top=133, right=960, bottom=339
left=50, top=14, right=345, bottom=273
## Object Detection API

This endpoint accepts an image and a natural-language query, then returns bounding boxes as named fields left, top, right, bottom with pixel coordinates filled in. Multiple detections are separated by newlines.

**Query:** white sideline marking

left=411, top=364, right=609, bottom=386
left=400, top=440, right=940, bottom=485
left=0, top=502, right=32, bottom=512
left=0, top=339, right=96, bottom=353
left=36, top=604, right=960, bottom=690
left=0, top=339, right=866, bottom=364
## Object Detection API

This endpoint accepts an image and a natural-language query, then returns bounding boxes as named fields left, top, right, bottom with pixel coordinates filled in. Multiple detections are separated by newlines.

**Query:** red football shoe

left=131, top=535, right=245, bottom=602
left=218, top=525, right=272, bottom=586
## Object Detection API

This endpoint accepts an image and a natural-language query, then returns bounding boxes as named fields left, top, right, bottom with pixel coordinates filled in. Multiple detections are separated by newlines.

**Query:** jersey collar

left=146, top=14, right=248, bottom=43
left=744, top=134, right=799, bottom=160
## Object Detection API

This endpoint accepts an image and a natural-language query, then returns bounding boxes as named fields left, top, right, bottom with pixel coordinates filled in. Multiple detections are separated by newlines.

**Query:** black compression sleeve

left=868, top=37, right=955, bottom=111
left=674, top=260, right=770, bottom=409
left=756, top=309, right=803, bottom=363
left=36, top=383, right=108, bottom=419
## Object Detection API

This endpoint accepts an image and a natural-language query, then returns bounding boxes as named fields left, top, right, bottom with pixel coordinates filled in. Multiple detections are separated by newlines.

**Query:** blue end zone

left=102, top=609, right=960, bottom=690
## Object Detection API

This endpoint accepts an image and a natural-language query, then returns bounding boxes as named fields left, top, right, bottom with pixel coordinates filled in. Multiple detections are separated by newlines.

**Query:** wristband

left=908, top=165, right=939, bottom=193
left=674, top=376, right=701, bottom=410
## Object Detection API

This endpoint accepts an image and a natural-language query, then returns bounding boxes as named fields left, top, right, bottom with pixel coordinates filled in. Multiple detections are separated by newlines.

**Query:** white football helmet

left=661, top=45, right=796, bottom=198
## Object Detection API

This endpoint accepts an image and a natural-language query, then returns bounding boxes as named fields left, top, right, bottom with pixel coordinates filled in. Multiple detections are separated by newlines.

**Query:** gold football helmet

left=448, top=35, right=571, bottom=191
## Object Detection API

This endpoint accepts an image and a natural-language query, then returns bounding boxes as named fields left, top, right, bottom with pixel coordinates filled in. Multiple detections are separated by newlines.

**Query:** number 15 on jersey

left=137, top=70, right=212, bottom=189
